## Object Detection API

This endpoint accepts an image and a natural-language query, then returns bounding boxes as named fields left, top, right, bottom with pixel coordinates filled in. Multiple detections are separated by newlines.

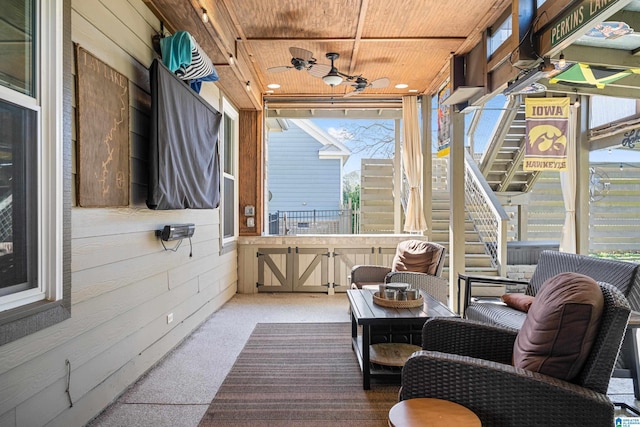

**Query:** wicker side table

left=388, top=398, right=481, bottom=427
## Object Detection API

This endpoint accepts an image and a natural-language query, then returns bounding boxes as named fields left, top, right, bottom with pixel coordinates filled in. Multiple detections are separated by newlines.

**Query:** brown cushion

left=501, top=293, right=535, bottom=312
left=391, top=240, right=442, bottom=275
left=513, top=272, right=604, bottom=381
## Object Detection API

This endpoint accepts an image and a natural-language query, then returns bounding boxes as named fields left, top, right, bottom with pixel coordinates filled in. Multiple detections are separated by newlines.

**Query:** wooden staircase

left=429, top=190, right=498, bottom=279
left=479, top=95, right=543, bottom=194
left=359, top=157, right=499, bottom=277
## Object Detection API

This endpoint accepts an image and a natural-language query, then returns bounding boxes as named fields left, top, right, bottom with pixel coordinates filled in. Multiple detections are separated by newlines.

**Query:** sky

left=311, top=118, right=393, bottom=174
left=310, top=95, right=640, bottom=174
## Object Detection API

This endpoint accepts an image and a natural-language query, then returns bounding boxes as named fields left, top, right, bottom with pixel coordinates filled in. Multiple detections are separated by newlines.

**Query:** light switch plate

left=244, top=205, right=255, bottom=216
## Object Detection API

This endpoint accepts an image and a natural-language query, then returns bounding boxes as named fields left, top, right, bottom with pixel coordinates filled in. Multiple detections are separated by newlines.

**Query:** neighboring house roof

left=267, top=118, right=351, bottom=160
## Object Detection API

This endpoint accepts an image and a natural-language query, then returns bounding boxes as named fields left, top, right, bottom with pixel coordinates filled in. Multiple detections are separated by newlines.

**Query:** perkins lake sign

left=540, top=0, right=630, bottom=50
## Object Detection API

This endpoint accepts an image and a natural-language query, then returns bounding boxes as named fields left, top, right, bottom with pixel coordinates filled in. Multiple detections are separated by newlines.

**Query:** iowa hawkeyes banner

left=524, top=97, right=570, bottom=171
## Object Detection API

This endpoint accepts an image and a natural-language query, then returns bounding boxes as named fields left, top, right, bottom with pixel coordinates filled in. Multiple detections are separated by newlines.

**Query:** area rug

left=198, top=322, right=400, bottom=427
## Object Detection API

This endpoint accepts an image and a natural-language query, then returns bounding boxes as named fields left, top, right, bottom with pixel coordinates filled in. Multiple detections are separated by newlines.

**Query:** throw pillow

left=513, top=272, right=604, bottom=381
left=391, top=240, right=443, bottom=275
left=501, top=293, right=535, bottom=312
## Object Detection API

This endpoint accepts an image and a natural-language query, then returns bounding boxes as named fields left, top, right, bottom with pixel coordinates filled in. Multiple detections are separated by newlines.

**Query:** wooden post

left=394, top=119, right=402, bottom=233
left=575, top=95, right=590, bottom=255
left=449, top=103, right=466, bottom=312
left=421, top=95, right=433, bottom=239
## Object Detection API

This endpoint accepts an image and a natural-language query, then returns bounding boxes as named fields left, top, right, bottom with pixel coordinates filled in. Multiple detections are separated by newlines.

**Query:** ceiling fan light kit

left=322, top=52, right=343, bottom=86
left=322, top=73, right=343, bottom=86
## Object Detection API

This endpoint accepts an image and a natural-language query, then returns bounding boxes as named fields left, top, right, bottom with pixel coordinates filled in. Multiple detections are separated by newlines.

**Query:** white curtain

left=559, top=105, right=577, bottom=253
left=402, top=96, right=427, bottom=232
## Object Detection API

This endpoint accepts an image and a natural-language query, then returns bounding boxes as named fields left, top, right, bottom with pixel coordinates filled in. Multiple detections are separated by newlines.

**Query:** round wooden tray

left=373, top=292, right=423, bottom=308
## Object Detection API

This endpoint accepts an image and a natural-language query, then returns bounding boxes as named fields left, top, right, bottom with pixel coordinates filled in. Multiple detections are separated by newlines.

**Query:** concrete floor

left=86, top=293, right=352, bottom=427
left=86, top=292, right=640, bottom=426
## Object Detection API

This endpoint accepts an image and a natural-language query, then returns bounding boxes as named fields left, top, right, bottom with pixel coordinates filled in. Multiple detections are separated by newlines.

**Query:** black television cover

left=147, top=59, right=222, bottom=210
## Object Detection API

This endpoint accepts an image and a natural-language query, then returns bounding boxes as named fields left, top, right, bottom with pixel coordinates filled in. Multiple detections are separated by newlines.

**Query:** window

left=0, top=0, right=66, bottom=323
left=0, top=0, right=34, bottom=96
left=487, top=14, right=512, bottom=59
left=221, top=99, right=238, bottom=242
left=0, top=101, right=38, bottom=300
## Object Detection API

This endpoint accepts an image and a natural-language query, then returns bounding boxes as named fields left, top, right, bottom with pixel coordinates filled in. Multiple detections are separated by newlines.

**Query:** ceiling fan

left=307, top=52, right=390, bottom=95
left=267, top=47, right=330, bottom=76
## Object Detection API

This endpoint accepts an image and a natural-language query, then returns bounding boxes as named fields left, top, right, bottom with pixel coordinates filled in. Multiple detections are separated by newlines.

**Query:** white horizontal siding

left=0, top=0, right=235, bottom=425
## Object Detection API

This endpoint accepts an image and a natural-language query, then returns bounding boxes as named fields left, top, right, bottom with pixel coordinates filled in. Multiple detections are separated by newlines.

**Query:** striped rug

left=199, top=322, right=400, bottom=427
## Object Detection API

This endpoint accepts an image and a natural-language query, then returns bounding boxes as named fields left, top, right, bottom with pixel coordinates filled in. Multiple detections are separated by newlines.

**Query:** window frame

left=220, top=97, right=238, bottom=246
left=486, top=11, right=512, bottom=60
left=0, top=0, right=69, bottom=344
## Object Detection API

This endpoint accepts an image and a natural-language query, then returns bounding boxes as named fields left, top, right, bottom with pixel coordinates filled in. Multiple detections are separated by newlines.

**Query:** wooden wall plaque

left=75, top=45, right=129, bottom=207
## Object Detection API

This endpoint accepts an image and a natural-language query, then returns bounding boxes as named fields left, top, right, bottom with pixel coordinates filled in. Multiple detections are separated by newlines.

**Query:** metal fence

left=0, top=194, right=11, bottom=242
left=268, top=209, right=359, bottom=235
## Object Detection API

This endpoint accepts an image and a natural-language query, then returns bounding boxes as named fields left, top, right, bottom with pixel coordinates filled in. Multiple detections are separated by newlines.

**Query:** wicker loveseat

left=401, top=282, right=631, bottom=426
left=464, top=250, right=640, bottom=396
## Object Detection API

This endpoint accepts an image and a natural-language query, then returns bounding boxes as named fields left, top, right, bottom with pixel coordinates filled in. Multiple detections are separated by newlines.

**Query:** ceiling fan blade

left=289, top=47, right=314, bottom=61
left=370, top=77, right=390, bottom=88
left=343, top=89, right=361, bottom=98
left=267, top=65, right=292, bottom=73
left=306, top=63, right=331, bottom=78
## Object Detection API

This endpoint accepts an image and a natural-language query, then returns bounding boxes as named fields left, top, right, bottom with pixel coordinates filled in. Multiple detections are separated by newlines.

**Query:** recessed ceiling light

left=408, top=89, right=418, bottom=93
left=267, top=83, right=280, bottom=89
left=395, top=83, right=409, bottom=89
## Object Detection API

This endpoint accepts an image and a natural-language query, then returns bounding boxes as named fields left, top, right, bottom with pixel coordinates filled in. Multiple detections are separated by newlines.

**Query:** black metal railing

left=268, top=209, right=359, bottom=235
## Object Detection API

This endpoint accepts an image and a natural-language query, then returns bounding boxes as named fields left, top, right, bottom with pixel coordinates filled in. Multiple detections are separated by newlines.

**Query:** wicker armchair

left=400, top=282, right=631, bottom=427
left=464, top=250, right=640, bottom=395
left=350, top=240, right=446, bottom=298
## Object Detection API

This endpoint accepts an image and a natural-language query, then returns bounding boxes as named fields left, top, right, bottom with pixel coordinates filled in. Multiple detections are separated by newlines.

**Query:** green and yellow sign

left=524, top=97, right=570, bottom=171
left=539, top=0, right=630, bottom=52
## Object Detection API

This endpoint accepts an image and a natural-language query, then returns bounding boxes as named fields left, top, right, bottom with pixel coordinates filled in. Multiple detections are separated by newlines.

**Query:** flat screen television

left=147, top=59, right=222, bottom=210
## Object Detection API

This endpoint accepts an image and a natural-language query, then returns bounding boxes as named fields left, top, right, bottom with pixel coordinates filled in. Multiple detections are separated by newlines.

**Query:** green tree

left=343, top=184, right=360, bottom=209
left=343, top=170, right=360, bottom=209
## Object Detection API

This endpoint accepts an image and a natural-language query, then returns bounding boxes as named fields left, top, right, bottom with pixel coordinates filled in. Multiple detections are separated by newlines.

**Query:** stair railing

left=464, top=151, right=509, bottom=276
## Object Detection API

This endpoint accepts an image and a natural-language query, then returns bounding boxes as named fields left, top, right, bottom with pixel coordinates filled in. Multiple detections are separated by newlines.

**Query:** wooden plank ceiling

left=143, top=0, right=511, bottom=111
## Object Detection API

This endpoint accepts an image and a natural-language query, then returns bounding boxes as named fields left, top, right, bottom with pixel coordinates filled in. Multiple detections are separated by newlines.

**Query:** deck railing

left=464, top=151, right=509, bottom=275
left=268, top=209, right=358, bottom=235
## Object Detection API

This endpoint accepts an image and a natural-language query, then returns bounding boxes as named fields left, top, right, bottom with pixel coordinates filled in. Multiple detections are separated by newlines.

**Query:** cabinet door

left=257, top=247, right=292, bottom=292
left=292, top=247, right=329, bottom=292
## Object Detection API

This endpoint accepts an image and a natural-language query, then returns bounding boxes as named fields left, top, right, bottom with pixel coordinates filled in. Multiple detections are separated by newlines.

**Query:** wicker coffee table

left=347, top=289, right=457, bottom=389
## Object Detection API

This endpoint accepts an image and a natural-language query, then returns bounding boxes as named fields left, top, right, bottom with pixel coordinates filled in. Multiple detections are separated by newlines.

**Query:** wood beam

left=244, top=37, right=468, bottom=42
left=239, top=110, right=263, bottom=236
left=563, top=44, right=640, bottom=68
left=348, top=0, right=369, bottom=76
left=265, top=109, right=402, bottom=119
